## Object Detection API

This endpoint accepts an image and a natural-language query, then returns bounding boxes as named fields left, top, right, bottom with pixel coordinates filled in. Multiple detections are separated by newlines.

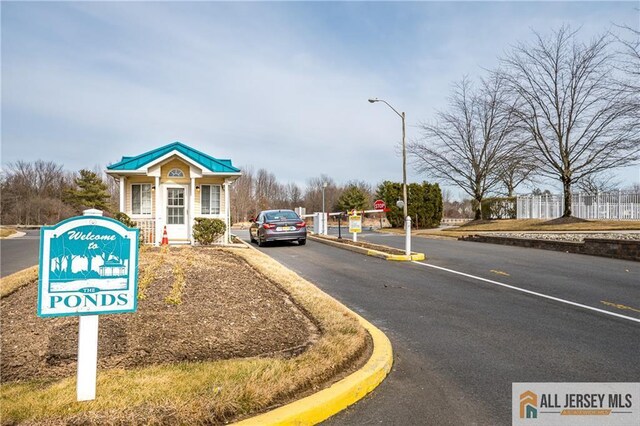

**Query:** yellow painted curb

left=309, top=235, right=425, bottom=263
left=387, top=253, right=426, bottom=262
left=233, top=289, right=393, bottom=426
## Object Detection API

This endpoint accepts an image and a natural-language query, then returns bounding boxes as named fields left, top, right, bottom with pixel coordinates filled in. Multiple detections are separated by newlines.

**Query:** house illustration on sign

left=106, top=142, right=241, bottom=245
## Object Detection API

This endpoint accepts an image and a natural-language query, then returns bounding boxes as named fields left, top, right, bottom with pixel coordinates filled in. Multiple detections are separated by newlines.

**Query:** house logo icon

left=520, top=390, right=538, bottom=419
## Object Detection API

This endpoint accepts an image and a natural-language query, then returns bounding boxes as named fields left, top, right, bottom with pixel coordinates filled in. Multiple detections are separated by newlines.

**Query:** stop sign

left=373, top=199, right=386, bottom=210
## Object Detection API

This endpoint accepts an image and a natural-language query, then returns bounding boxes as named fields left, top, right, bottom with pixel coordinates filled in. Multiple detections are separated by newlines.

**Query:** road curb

left=233, top=237, right=394, bottom=425
left=234, top=311, right=392, bottom=426
left=308, top=234, right=425, bottom=262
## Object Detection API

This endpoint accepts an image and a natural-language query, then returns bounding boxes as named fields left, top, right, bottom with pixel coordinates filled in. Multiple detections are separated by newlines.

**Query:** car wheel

left=298, top=239, right=306, bottom=246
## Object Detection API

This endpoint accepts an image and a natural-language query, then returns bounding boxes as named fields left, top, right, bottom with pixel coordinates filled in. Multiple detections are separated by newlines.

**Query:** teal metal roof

left=107, top=141, right=240, bottom=173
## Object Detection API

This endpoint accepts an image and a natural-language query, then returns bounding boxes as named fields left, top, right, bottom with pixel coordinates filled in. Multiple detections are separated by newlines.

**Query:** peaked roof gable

left=107, top=142, right=240, bottom=173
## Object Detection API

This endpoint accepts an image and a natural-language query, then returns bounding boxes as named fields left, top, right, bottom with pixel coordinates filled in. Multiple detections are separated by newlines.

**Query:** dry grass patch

left=0, top=266, right=38, bottom=298
left=0, top=227, right=17, bottom=238
left=1, top=247, right=369, bottom=425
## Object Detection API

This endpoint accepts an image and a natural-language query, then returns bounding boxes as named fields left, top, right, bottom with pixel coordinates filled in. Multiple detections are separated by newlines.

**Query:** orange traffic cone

left=161, top=226, right=169, bottom=246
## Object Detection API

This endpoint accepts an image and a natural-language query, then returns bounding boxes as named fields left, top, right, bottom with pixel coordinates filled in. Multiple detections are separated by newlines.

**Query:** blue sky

left=2, top=1, right=639, bottom=197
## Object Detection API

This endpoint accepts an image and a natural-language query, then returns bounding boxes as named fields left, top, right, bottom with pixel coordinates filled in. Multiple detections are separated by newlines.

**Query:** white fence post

left=618, top=189, right=622, bottom=220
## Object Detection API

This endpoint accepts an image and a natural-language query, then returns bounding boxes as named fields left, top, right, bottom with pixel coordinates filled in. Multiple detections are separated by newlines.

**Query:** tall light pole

left=368, top=98, right=411, bottom=256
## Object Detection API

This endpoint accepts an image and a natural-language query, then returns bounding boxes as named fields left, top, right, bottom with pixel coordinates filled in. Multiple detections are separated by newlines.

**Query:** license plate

left=276, top=226, right=295, bottom=231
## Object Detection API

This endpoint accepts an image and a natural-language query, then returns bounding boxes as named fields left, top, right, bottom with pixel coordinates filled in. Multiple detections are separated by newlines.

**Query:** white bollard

left=405, top=216, right=412, bottom=256
left=323, top=212, right=328, bottom=236
left=353, top=231, right=357, bottom=242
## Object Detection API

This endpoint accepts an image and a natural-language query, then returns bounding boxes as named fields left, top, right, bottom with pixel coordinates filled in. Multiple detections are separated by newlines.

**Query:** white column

left=190, top=178, right=195, bottom=244
left=224, top=181, right=231, bottom=244
left=155, top=176, right=161, bottom=246
left=119, top=176, right=126, bottom=212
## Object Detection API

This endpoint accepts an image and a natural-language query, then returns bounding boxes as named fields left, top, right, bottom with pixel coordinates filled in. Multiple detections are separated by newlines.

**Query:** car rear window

left=265, top=211, right=300, bottom=221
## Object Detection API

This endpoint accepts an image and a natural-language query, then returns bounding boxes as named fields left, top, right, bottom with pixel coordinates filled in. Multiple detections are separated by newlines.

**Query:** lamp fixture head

left=368, top=98, right=378, bottom=103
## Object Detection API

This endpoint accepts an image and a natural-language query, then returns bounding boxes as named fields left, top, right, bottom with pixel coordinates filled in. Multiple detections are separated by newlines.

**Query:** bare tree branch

left=408, top=75, right=522, bottom=219
left=500, top=25, right=640, bottom=216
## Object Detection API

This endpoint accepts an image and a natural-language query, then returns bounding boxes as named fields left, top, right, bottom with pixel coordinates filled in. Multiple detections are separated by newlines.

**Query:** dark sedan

left=249, top=209, right=307, bottom=247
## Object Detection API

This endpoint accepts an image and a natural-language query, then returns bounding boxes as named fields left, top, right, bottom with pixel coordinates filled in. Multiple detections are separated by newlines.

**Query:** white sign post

left=38, top=209, right=139, bottom=401
left=77, top=209, right=101, bottom=401
left=77, top=313, right=99, bottom=401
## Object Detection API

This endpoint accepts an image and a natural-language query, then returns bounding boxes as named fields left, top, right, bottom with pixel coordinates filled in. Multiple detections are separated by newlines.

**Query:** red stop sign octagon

left=373, top=199, right=386, bottom=210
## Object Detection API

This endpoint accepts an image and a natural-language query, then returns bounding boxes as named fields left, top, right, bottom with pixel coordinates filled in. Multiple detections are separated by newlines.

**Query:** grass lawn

left=0, top=246, right=369, bottom=425
left=383, top=219, right=640, bottom=239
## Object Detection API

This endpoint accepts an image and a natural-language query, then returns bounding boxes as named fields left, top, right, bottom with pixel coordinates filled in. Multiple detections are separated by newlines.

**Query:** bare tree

left=0, top=160, right=74, bottom=225
left=283, top=182, right=303, bottom=209
left=497, top=155, right=537, bottom=197
left=254, top=168, right=280, bottom=211
left=612, top=22, right=640, bottom=99
left=576, top=172, right=621, bottom=195
left=501, top=26, right=640, bottom=217
left=230, top=165, right=255, bottom=223
left=408, top=75, right=521, bottom=219
left=303, top=175, right=338, bottom=213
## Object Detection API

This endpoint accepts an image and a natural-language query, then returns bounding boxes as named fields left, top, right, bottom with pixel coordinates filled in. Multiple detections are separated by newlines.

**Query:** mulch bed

left=1, top=247, right=319, bottom=383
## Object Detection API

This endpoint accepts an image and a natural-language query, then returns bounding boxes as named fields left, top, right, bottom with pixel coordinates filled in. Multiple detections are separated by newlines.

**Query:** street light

left=368, top=98, right=411, bottom=256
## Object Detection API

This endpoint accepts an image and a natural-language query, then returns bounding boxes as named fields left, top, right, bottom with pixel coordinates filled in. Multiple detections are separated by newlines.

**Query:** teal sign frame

left=37, top=215, right=139, bottom=317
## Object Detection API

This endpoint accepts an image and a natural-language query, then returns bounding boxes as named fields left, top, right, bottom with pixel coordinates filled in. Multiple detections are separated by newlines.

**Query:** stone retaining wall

left=460, top=235, right=640, bottom=262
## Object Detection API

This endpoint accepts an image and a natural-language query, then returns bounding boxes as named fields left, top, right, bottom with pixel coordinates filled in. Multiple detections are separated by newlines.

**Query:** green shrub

left=480, top=197, right=516, bottom=219
left=114, top=212, right=136, bottom=228
left=375, top=181, right=443, bottom=228
left=192, top=217, right=226, bottom=245
left=113, top=212, right=145, bottom=246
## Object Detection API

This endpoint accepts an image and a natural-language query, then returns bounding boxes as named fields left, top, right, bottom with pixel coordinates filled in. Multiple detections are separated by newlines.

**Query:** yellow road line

left=490, top=269, right=510, bottom=276
left=600, top=300, right=640, bottom=314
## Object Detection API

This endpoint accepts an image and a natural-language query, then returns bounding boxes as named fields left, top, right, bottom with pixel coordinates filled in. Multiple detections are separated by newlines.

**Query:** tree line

left=0, top=161, right=114, bottom=225
left=1, top=161, right=444, bottom=227
left=408, top=25, right=640, bottom=219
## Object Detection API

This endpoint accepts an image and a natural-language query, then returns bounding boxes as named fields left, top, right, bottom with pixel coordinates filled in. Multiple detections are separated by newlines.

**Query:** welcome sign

left=38, top=215, right=139, bottom=317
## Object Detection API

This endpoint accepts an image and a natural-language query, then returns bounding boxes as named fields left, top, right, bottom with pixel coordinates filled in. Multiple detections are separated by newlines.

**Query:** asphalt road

left=0, top=229, right=40, bottom=277
left=235, top=229, right=640, bottom=425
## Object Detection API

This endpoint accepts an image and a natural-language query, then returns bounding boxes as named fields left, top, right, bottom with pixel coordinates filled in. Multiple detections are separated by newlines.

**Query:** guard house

left=106, top=142, right=241, bottom=245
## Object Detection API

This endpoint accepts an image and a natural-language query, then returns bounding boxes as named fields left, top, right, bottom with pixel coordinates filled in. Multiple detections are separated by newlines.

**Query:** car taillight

left=296, top=222, right=306, bottom=228
left=263, top=223, right=276, bottom=229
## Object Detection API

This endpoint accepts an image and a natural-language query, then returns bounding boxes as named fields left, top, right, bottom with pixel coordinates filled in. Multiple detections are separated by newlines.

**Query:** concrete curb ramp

left=308, top=234, right=426, bottom=262
left=234, top=314, right=393, bottom=425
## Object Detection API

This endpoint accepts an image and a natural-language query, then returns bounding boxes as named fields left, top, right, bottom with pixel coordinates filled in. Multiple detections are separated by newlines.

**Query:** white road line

left=412, top=261, right=640, bottom=325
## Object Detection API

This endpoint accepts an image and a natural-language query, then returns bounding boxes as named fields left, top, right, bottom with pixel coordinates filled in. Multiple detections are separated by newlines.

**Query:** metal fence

left=517, top=191, right=640, bottom=220
left=135, top=219, right=156, bottom=244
